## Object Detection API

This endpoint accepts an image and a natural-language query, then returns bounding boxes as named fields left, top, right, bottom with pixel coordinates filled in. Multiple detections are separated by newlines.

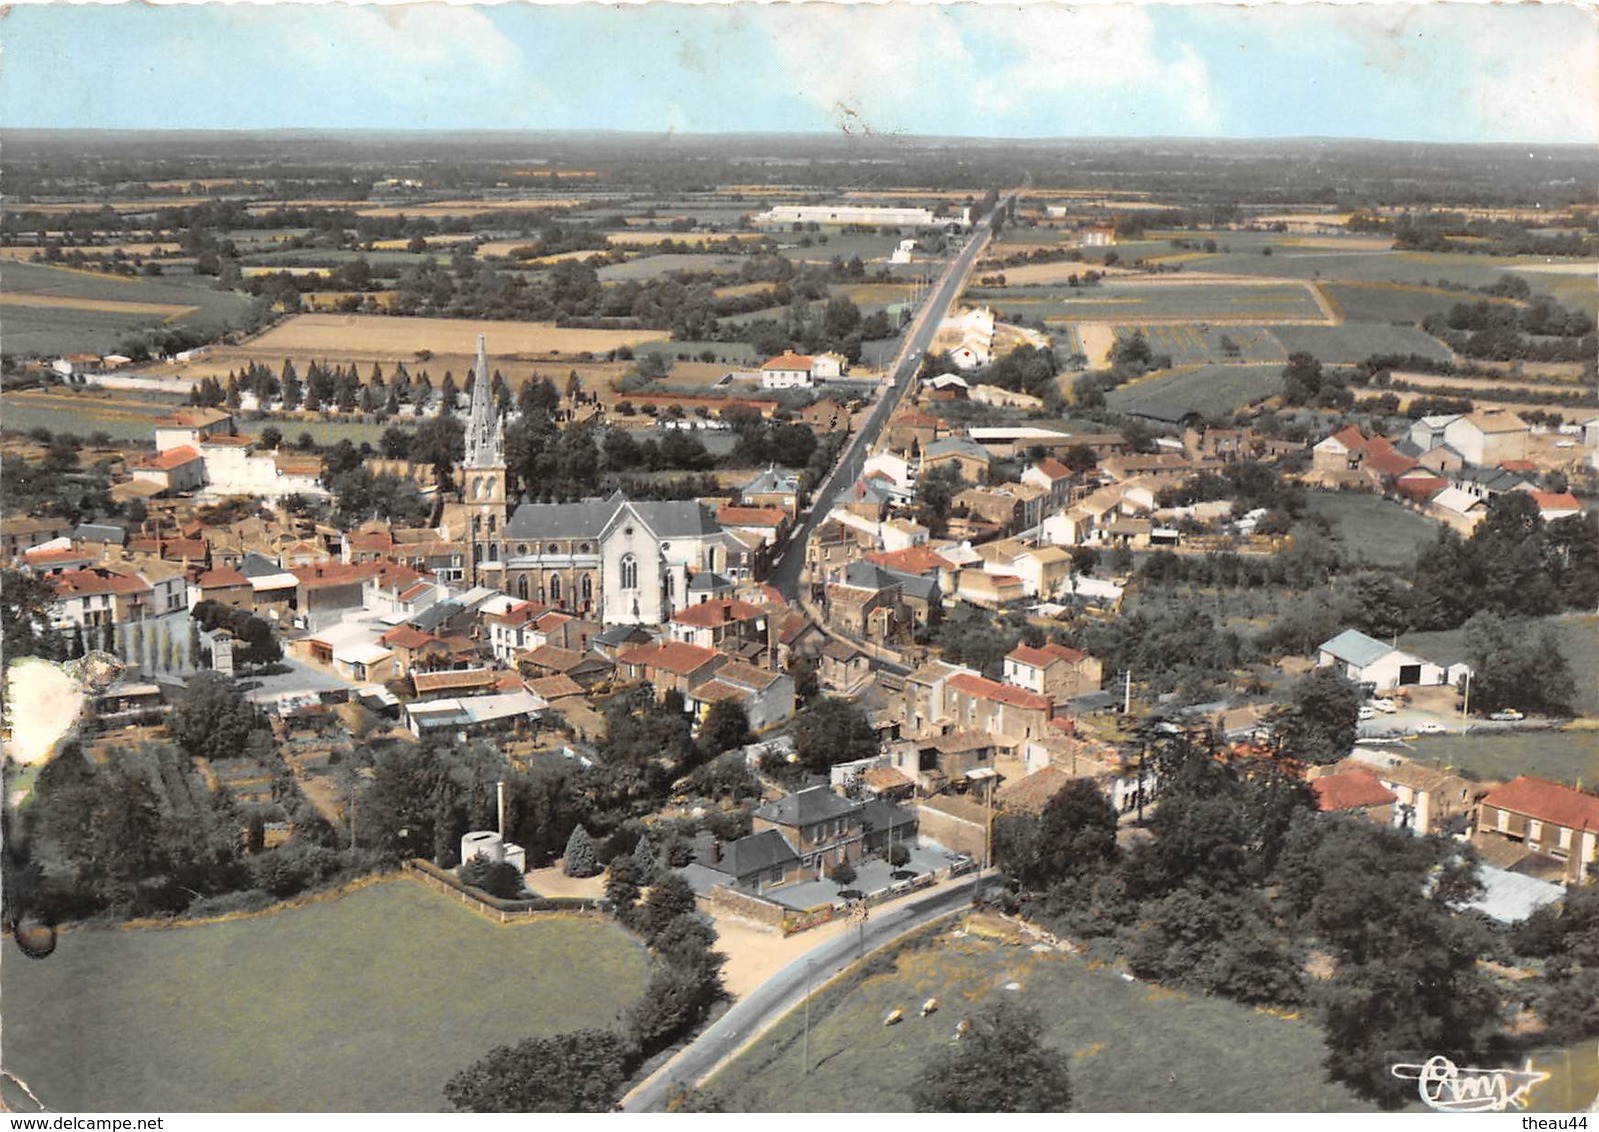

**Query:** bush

left=829, top=861, right=857, bottom=886
left=563, top=825, right=600, bottom=878
left=460, top=856, right=525, bottom=899
left=888, top=844, right=911, bottom=868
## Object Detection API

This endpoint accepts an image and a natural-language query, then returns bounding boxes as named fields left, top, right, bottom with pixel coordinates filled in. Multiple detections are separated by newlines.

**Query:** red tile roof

left=1482, top=776, right=1599, bottom=831
left=491, top=600, right=549, bottom=627
left=1007, top=642, right=1087, bottom=669
left=381, top=624, right=435, bottom=650
left=760, top=352, right=813, bottom=371
left=617, top=640, right=723, bottom=676
left=398, top=580, right=434, bottom=603
left=51, top=567, right=149, bottom=597
left=1362, top=439, right=1418, bottom=478
left=865, top=546, right=954, bottom=575
left=1395, top=475, right=1448, bottom=499
left=197, top=566, right=250, bottom=588
left=527, top=674, right=584, bottom=700
left=947, top=672, right=1050, bottom=712
left=1033, top=457, right=1072, bottom=481
left=716, top=505, right=788, bottom=529
left=412, top=668, right=497, bottom=694
left=524, top=644, right=584, bottom=672
left=1311, top=770, right=1398, bottom=813
left=22, top=546, right=91, bottom=565
left=1327, top=425, right=1368, bottom=452
left=1531, top=492, right=1581, bottom=515
left=130, top=445, right=202, bottom=471
left=672, top=598, right=766, bottom=628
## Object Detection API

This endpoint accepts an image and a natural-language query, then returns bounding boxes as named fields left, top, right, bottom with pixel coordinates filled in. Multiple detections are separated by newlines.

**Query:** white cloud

left=763, top=3, right=1219, bottom=136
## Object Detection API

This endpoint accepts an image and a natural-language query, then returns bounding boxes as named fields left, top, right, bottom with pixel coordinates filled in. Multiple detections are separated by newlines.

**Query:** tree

left=260, top=425, right=283, bottom=450
left=792, top=698, right=878, bottom=775
left=460, top=855, right=524, bottom=899
left=1271, top=667, right=1359, bottom=765
left=995, top=778, right=1118, bottom=891
left=697, top=700, right=752, bottom=758
left=166, top=672, right=258, bottom=761
left=563, top=824, right=600, bottom=877
left=1462, top=611, right=1576, bottom=716
left=635, top=872, right=698, bottom=944
left=909, top=1000, right=1073, bottom=1112
left=913, top=462, right=963, bottom=538
left=443, top=1028, right=633, bottom=1112
left=630, top=834, right=660, bottom=883
left=1, top=568, right=66, bottom=664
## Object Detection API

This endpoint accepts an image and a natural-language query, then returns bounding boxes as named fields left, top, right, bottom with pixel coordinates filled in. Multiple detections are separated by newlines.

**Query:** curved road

left=768, top=196, right=1015, bottom=601
left=622, top=873, right=992, bottom=1112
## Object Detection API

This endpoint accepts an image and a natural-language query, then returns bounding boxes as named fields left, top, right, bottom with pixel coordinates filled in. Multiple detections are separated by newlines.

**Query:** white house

left=759, top=352, right=815, bottom=390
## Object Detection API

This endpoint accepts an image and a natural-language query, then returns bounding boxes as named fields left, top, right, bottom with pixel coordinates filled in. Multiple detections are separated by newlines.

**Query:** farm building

left=750, top=204, right=940, bottom=228
left=1315, top=628, right=1468, bottom=693
left=1475, top=776, right=1599, bottom=885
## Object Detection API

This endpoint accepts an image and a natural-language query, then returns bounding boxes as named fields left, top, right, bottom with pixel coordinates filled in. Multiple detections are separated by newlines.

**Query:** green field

left=1104, top=364, right=1284, bottom=418
left=1304, top=491, right=1445, bottom=567
left=711, top=926, right=1377, bottom=1112
left=1270, top=324, right=1452, bottom=364
left=1322, top=282, right=1506, bottom=326
left=3, top=261, right=256, bottom=357
left=597, top=253, right=744, bottom=282
left=974, top=280, right=1325, bottom=322
left=1116, top=323, right=1288, bottom=366
left=1406, top=729, right=1599, bottom=787
left=772, top=232, right=903, bottom=264
left=1401, top=613, right=1599, bottom=718
left=1, top=879, right=649, bottom=1112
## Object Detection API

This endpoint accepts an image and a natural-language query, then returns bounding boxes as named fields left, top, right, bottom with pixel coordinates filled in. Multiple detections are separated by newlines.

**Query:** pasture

left=1104, top=364, right=1284, bottom=419
left=710, top=924, right=1377, bottom=1113
left=597, top=253, right=743, bottom=282
left=1303, top=491, right=1444, bottom=567
left=0, top=878, right=648, bottom=1112
left=1321, top=282, right=1506, bottom=325
left=1406, top=729, right=1599, bottom=788
left=1116, top=323, right=1287, bottom=366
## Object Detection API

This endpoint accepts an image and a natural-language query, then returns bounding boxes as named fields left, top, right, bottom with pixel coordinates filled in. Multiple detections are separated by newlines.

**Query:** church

left=455, top=338, right=740, bottom=626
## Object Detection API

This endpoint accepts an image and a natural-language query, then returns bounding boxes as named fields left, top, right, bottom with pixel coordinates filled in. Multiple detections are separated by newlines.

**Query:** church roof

left=504, top=492, right=626, bottom=541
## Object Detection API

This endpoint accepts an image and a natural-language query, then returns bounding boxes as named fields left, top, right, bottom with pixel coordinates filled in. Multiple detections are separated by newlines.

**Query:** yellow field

left=301, top=291, right=399, bottom=312
left=145, top=179, right=266, bottom=191
left=354, top=199, right=591, bottom=219
left=0, top=292, right=196, bottom=318
left=473, top=243, right=606, bottom=262
left=2, top=198, right=199, bottom=214
left=987, top=260, right=1115, bottom=285
left=712, top=281, right=776, bottom=299
left=244, top=313, right=659, bottom=356
left=242, top=266, right=335, bottom=278
left=603, top=230, right=762, bottom=247
left=368, top=236, right=474, bottom=251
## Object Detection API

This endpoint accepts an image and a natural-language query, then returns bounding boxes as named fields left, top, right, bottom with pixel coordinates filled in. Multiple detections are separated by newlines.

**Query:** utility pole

left=802, top=959, right=812, bottom=1076
left=1123, top=668, right=1133, bottom=715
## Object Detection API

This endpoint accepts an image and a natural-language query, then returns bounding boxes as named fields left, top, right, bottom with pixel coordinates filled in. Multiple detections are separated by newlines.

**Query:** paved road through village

left=767, top=196, right=1015, bottom=601
left=621, top=872, right=992, bottom=1112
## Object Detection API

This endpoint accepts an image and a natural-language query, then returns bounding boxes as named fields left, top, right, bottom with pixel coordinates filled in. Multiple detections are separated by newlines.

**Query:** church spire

left=464, top=334, right=503, bottom=469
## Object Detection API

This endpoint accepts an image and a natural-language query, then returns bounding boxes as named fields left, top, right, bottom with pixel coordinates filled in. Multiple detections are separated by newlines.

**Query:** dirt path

left=710, top=911, right=851, bottom=1000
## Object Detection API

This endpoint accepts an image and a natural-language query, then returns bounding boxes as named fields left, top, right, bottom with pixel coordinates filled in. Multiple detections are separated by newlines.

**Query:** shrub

left=460, top=856, right=525, bottom=899
left=563, top=825, right=600, bottom=878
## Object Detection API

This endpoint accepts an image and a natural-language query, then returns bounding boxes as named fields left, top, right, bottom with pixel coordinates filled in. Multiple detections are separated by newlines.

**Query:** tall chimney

left=496, top=779, right=506, bottom=838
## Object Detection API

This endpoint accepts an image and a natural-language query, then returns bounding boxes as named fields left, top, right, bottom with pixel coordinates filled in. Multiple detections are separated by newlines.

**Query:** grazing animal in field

left=953, top=1017, right=971, bottom=1041
left=921, top=997, right=939, bottom=1018
left=883, top=1007, right=904, bottom=1026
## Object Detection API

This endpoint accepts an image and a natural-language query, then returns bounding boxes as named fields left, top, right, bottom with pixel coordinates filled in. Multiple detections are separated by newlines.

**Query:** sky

left=2, top=2, right=1596, bottom=144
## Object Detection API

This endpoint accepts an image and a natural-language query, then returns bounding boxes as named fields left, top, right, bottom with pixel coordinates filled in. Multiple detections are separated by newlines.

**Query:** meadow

left=1406, top=730, right=1598, bottom=787
left=597, top=253, right=744, bottom=282
left=710, top=923, right=1378, bottom=1113
left=1302, top=491, right=1445, bottom=567
left=0, top=878, right=649, bottom=1112
left=1103, top=364, right=1284, bottom=418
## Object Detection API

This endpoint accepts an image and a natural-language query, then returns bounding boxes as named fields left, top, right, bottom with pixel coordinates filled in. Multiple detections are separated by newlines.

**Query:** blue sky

left=3, top=3, right=1595, bottom=143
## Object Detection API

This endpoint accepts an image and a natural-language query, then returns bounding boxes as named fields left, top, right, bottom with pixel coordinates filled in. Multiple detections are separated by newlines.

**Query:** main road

left=767, top=195, right=1015, bottom=600
left=621, top=872, right=993, bottom=1112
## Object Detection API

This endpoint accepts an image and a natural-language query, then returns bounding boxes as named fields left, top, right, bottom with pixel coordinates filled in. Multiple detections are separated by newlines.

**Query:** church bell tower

left=461, top=335, right=507, bottom=584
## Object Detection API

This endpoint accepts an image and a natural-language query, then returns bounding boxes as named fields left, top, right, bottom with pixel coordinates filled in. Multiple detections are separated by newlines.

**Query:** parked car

left=1371, top=699, right=1398, bottom=713
left=1489, top=709, right=1525, bottom=721
left=1417, top=721, right=1448, bottom=735
left=1358, top=706, right=1376, bottom=721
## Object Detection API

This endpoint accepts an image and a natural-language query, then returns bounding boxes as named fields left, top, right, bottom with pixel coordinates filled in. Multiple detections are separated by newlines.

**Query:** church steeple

left=464, top=334, right=504, bottom=470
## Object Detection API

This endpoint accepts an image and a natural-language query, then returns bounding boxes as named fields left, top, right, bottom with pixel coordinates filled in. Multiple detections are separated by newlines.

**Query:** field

left=0, top=388, right=187, bottom=441
left=710, top=923, right=1378, bottom=1113
left=1115, top=323, right=1287, bottom=365
left=1104, top=364, right=1283, bottom=418
left=1321, top=282, right=1513, bottom=325
left=603, top=230, right=762, bottom=247
left=597, top=253, right=744, bottom=282
left=352, top=198, right=593, bottom=219
left=1, top=261, right=255, bottom=357
left=1269, top=324, right=1453, bottom=364
left=241, top=313, right=660, bottom=358
left=971, top=279, right=1327, bottom=323
left=1406, top=730, right=1599, bottom=787
left=0, top=878, right=649, bottom=1112
left=1401, top=614, right=1599, bottom=718
left=1303, top=491, right=1445, bottom=567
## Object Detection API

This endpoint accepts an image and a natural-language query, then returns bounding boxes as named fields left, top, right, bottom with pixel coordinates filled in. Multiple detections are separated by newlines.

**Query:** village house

left=687, top=660, right=795, bottom=733
left=1475, top=776, right=1599, bottom=884
left=1022, top=457, right=1075, bottom=509
left=819, top=638, right=872, bottom=695
left=48, top=567, right=154, bottom=629
left=921, top=436, right=993, bottom=484
left=739, top=466, right=802, bottom=516
left=3, top=516, right=75, bottom=562
left=943, top=671, right=1052, bottom=743
left=616, top=639, right=727, bottom=701
left=404, top=689, right=546, bottom=744
left=667, top=597, right=770, bottom=655
left=1003, top=642, right=1103, bottom=703
left=1343, top=751, right=1480, bottom=837
left=758, top=352, right=816, bottom=390
left=751, top=785, right=866, bottom=875
left=1310, top=770, right=1399, bottom=825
